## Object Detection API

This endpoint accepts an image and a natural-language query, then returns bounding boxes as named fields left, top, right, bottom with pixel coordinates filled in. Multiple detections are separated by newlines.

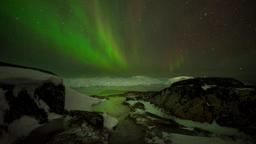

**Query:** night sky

left=0, top=0, right=256, bottom=81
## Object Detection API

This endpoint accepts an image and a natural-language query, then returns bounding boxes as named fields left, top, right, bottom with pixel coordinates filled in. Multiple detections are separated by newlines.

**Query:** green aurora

left=0, top=0, right=256, bottom=80
left=2, top=0, right=127, bottom=71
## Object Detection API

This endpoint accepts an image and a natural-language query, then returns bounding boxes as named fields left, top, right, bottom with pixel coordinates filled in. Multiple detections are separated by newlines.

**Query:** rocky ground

left=0, top=66, right=255, bottom=144
left=123, top=77, right=256, bottom=136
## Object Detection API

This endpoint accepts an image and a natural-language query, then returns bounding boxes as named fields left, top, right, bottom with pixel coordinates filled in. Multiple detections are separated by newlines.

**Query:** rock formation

left=0, top=65, right=112, bottom=144
left=125, top=77, right=256, bottom=135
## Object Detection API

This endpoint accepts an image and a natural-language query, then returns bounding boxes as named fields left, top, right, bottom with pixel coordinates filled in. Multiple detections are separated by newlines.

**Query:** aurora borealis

left=1, top=0, right=128, bottom=70
left=0, top=0, right=256, bottom=80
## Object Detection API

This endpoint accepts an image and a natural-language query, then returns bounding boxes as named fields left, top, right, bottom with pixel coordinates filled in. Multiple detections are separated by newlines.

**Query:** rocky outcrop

left=68, top=110, right=104, bottom=129
left=126, top=77, right=256, bottom=134
left=1, top=79, right=65, bottom=125
left=4, top=88, right=49, bottom=124
left=15, top=111, right=109, bottom=144
left=46, top=111, right=108, bottom=144
left=0, top=76, right=66, bottom=143
left=34, top=81, right=65, bottom=114
left=0, top=66, right=115, bottom=144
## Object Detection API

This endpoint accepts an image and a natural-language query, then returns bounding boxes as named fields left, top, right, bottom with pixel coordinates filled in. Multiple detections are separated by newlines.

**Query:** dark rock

left=46, top=130, right=108, bottom=144
left=0, top=125, right=8, bottom=137
left=193, top=127, right=212, bottom=137
left=68, top=110, right=104, bottom=129
left=15, top=112, right=109, bottom=144
left=35, top=81, right=65, bottom=114
left=128, top=77, right=256, bottom=135
left=0, top=77, right=66, bottom=143
left=0, top=83, right=14, bottom=91
left=133, top=102, right=145, bottom=110
left=44, top=111, right=108, bottom=144
left=4, top=89, right=48, bottom=124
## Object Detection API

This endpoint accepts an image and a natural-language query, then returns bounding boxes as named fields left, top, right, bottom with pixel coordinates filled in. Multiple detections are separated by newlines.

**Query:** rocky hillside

left=124, top=77, right=256, bottom=135
left=1, top=63, right=255, bottom=144
left=0, top=65, right=113, bottom=144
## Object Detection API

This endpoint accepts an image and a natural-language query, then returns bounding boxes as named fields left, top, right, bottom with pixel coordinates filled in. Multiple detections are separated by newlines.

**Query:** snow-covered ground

left=127, top=99, right=240, bottom=136
left=64, top=76, right=194, bottom=88
left=1, top=66, right=253, bottom=144
left=161, top=132, right=250, bottom=144
left=64, top=76, right=194, bottom=97
left=0, top=116, right=41, bottom=144
left=0, top=66, right=61, bottom=84
left=0, top=66, right=119, bottom=143
left=65, top=87, right=104, bottom=111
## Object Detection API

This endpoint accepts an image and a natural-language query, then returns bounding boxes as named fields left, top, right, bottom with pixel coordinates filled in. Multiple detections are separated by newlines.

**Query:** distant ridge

left=0, top=61, right=56, bottom=75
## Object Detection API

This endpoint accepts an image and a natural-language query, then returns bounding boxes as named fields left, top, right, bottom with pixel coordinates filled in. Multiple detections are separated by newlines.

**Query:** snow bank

left=102, top=112, right=119, bottom=131
left=0, top=66, right=62, bottom=85
left=165, top=76, right=194, bottom=85
left=65, top=87, right=105, bottom=111
left=8, top=116, right=40, bottom=138
left=0, top=116, right=41, bottom=144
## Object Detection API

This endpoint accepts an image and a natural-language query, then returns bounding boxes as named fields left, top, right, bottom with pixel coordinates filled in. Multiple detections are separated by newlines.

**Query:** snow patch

left=48, top=112, right=63, bottom=120
left=102, top=113, right=119, bottom=131
left=65, top=87, right=105, bottom=111
left=175, top=119, right=239, bottom=136
left=0, top=66, right=61, bottom=84
left=1, top=116, right=42, bottom=144
left=127, top=100, right=169, bottom=119
left=202, top=84, right=216, bottom=90
left=38, top=99, right=50, bottom=112
left=166, top=76, right=194, bottom=85
left=8, top=116, right=40, bottom=139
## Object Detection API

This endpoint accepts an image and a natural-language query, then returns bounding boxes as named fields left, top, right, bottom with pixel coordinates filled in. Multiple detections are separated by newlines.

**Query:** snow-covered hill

left=0, top=65, right=115, bottom=144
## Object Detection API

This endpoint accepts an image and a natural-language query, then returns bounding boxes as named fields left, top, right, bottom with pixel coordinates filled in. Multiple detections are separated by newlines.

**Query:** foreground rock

left=124, top=77, right=256, bottom=135
left=0, top=76, right=65, bottom=144
left=0, top=66, right=112, bottom=144
left=16, top=111, right=109, bottom=144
